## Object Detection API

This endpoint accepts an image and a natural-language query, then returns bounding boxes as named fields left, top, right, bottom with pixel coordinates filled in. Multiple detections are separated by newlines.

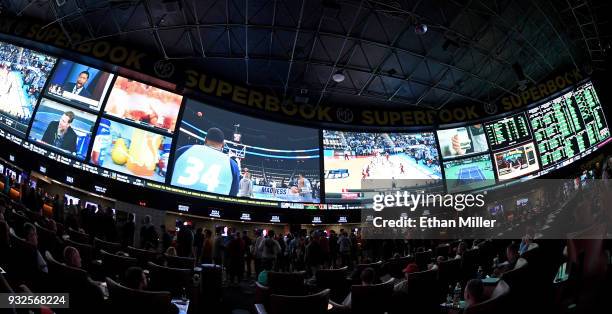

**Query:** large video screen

left=529, top=82, right=610, bottom=169
left=28, top=98, right=97, bottom=161
left=90, top=118, right=172, bottom=183
left=170, top=99, right=320, bottom=202
left=493, top=142, right=540, bottom=181
left=323, top=130, right=442, bottom=198
left=0, top=41, right=57, bottom=137
left=444, top=154, right=495, bottom=193
left=104, top=76, right=183, bottom=133
left=437, top=124, right=489, bottom=159
left=484, top=112, right=532, bottom=151
left=44, top=59, right=114, bottom=111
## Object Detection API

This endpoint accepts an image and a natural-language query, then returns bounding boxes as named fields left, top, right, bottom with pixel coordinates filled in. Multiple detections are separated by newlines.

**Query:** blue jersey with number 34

left=171, top=145, right=239, bottom=196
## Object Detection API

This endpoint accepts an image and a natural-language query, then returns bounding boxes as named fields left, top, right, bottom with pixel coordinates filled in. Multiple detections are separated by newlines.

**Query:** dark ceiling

left=1, top=0, right=610, bottom=110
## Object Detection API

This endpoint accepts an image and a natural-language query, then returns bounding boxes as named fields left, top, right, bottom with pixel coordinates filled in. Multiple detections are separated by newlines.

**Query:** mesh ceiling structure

left=1, top=0, right=610, bottom=110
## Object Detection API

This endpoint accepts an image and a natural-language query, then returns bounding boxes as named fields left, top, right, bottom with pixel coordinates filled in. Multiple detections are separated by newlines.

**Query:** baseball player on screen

left=171, top=127, right=240, bottom=196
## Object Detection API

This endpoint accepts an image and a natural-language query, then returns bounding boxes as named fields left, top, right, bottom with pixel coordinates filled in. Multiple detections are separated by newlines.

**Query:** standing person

left=121, top=213, right=135, bottom=248
left=52, top=194, right=63, bottom=223
left=193, top=227, right=204, bottom=263
left=139, top=215, right=158, bottom=249
left=253, top=229, right=264, bottom=275
left=328, top=230, right=338, bottom=268
left=338, top=231, right=351, bottom=268
left=258, top=230, right=281, bottom=271
left=176, top=224, right=194, bottom=257
left=297, top=172, right=313, bottom=202
left=305, top=232, right=324, bottom=277
left=227, top=231, right=245, bottom=285
left=242, top=230, right=254, bottom=278
left=160, top=225, right=173, bottom=252
left=202, top=229, right=213, bottom=264
left=213, top=229, right=225, bottom=266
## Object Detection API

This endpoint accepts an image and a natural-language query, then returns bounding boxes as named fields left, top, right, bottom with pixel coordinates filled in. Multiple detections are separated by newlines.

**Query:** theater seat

left=382, top=256, right=412, bottom=279
left=100, top=249, right=138, bottom=281
left=267, top=271, right=307, bottom=296
left=314, top=266, right=350, bottom=303
left=164, top=253, right=195, bottom=269
left=35, top=222, right=62, bottom=258
left=255, top=289, right=331, bottom=314
left=392, top=269, right=439, bottom=314
left=67, top=228, right=90, bottom=244
left=93, top=237, right=121, bottom=254
left=464, top=280, right=511, bottom=314
left=128, top=246, right=161, bottom=268
left=350, top=261, right=383, bottom=284
left=147, top=261, right=195, bottom=298
left=345, top=279, right=394, bottom=314
left=106, top=277, right=174, bottom=314
left=45, top=251, right=105, bottom=314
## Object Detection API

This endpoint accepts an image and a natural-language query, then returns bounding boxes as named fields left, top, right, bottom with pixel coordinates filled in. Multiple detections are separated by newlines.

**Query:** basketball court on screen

left=325, top=153, right=439, bottom=193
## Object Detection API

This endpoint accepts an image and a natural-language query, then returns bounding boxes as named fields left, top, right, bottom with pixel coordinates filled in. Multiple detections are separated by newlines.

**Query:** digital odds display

left=529, top=82, right=610, bottom=169
left=323, top=130, right=442, bottom=202
left=484, top=112, right=532, bottom=151
left=0, top=41, right=57, bottom=137
left=28, top=98, right=97, bottom=161
left=90, top=118, right=173, bottom=183
left=437, top=124, right=489, bottom=159
left=104, top=76, right=183, bottom=133
left=44, top=59, right=114, bottom=112
left=444, top=154, right=495, bottom=193
left=170, top=99, right=321, bottom=202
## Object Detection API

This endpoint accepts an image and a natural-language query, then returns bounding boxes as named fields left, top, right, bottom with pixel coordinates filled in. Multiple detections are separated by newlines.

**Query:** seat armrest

left=254, top=282, right=270, bottom=304
left=328, top=300, right=349, bottom=314
left=254, top=303, right=268, bottom=314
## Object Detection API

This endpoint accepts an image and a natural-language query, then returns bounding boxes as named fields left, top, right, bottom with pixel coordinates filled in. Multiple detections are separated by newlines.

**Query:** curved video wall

left=0, top=40, right=610, bottom=213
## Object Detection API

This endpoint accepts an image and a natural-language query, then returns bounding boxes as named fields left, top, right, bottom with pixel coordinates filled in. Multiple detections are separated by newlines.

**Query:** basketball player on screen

left=171, top=127, right=240, bottom=196
left=297, top=172, right=313, bottom=202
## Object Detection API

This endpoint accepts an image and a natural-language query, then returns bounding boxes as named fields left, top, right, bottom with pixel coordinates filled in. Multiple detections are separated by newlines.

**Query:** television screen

left=64, top=194, right=80, bottom=206
left=44, top=59, right=114, bottom=111
left=0, top=41, right=57, bottom=137
left=104, top=76, right=183, bottom=133
left=444, top=154, right=495, bottom=192
left=28, top=98, right=97, bottom=161
left=493, top=142, right=540, bottom=181
left=170, top=99, right=320, bottom=202
left=90, top=118, right=173, bottom=183
left=323, top=130, right=441, bottom=201
left=484, top=112, right=532, bottom=151
left=437, top=124, right=489, bottom=159
left=529, top=82, right=610, bottom=169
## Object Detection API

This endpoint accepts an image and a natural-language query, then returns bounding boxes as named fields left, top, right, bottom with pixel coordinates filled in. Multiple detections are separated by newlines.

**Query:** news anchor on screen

left=63, top=71, right=92, bottom=98
left=41, top=111, right=78, bottom=153
left=171, top=127, right=240, bottom=196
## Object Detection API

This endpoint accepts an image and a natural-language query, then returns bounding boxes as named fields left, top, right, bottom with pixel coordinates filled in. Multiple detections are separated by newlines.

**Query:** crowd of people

left=0, top=43, right=55, bottom=124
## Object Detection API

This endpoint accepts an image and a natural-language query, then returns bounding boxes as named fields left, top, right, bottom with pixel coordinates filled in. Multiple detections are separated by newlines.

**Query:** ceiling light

left=332, top=71, right=345, bottom=83
left=414, top=24, right=428, bottom=35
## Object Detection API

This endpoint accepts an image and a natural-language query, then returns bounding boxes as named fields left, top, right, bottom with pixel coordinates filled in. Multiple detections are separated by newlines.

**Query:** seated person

left=464, top=279, right=486, bottom=308
left=63, top=246, right=82, bottom=268
left=24, top=223, right=47, bottom=274
left=124, top=267, right=179, bottom=314
left=125, top=266, right=148, bottom=291
left=428, top=256, right=445, bottom=271
left=342, top=267, right=375, bottom=308
left=257, top=261, right=273, bottom=286
left=393, top=263, right=419, bottom=293
left=493, top=242, right=521, bottom=277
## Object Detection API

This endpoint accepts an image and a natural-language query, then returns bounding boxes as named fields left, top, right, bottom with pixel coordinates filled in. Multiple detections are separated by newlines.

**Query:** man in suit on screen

left=41, top=111, right=78, bottom=154
left=62, top=71, right=92, bottom=98
left=172, top=127, right=241, bottom=196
